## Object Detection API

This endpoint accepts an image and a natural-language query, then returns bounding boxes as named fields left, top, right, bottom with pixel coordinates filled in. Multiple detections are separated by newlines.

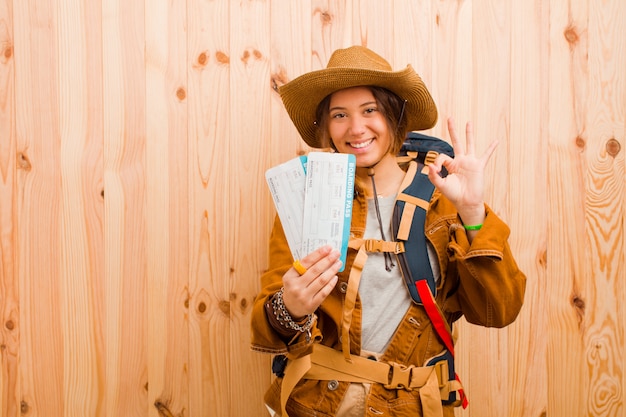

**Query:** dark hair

left=314, top=86, right=409, bottom=154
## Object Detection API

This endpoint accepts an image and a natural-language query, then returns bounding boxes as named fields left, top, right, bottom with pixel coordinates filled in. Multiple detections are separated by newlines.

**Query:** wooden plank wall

left=0, top=1, right=624, bottom=416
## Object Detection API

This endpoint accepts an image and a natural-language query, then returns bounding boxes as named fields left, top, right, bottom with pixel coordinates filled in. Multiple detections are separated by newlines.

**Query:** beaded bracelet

left=271, top=287, right=314, bottom=342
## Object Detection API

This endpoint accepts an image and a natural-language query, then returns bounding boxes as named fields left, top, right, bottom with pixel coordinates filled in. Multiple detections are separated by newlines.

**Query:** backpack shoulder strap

left=393, top=132, right=454, bottom=304
left=393, top=161, right=436, bottom=304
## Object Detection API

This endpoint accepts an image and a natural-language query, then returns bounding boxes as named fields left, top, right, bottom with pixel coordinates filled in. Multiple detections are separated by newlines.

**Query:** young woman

left=251, top=45, right=526, bottom=417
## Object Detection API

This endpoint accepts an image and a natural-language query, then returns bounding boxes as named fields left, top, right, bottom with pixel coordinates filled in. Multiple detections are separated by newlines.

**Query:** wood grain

left=145, top=0, right=189, bottom=416
left=581, top=0, right=625, bottom=414
left=505, top=1, right=550, bottom=416
left=0, top=0, right=17, bottom=416
left=56, top=1, right=105, bottom=415
left=102, top=0, right=148, bottom=415
left=392, top=0, right=434, bottom=107
left=229, top=1, right=273, bottom=416
left=187, top=0, right=233, bottom=415
left=547, top=0, right=593, bottom=415
left=431, top=0, right=473, bottom=137
left=13, top=1, right=64, bottom=415
left=311, top=0, right=348, bottom=70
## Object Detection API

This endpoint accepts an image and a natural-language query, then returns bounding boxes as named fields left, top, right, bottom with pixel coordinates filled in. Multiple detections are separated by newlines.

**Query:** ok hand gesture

left=427, top=118, right=498, bottom=227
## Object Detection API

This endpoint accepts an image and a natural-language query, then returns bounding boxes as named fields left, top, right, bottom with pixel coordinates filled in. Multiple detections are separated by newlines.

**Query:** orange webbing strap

left=341, top=243, right=368, bottom=362
left=394, top=161, right=430, bottom=241
left=280, top=343, right=459, bottom=417
left=342, top=238, right=405, bottom=362
left=397, top=193, right=431, bottom=212
left=280, top=352, right=311, bottom=417
left=416, top=280, right=468, bottom=408
left=394, top=194, right=431, bottom=241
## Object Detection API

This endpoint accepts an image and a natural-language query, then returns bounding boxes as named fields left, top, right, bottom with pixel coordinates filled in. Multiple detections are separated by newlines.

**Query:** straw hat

left=279, top=45, right=438, bottom=148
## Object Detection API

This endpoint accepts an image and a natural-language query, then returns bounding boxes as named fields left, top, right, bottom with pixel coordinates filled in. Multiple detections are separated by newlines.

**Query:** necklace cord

left=368, top=169, right=394, bottom=272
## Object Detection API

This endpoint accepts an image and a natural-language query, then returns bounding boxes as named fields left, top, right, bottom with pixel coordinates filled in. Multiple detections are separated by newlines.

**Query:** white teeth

left=350, top=139, right=373, bottom=149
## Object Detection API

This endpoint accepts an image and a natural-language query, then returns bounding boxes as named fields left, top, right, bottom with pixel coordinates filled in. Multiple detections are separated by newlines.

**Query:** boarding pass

left=265, top=152, right=356, bottom=271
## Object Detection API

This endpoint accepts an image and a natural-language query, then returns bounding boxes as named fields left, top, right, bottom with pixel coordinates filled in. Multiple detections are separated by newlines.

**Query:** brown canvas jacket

left=251, top=183, right=527, bottom=416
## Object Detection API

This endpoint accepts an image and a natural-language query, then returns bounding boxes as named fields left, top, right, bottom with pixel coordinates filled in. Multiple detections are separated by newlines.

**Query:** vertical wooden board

left=581, top=0, right=625, bottom=415
left=546, top=0, right=590, bottom=415
left=311, top=0, right=348, bottom=69
left=56, top=0, right=106, bottom=414
left=102, top=0, right=148, bottom=415
left=0, top=0, right=17, bottom=416
left=392, top=0, right=434, bottom=108
left=187, top=0, right=232, bottom=415
left=13, top=1, right=65, bottom=415
left=430, top=0, right=472, bottom=138
left=458, top=2, right=512, bottom=416
left=269, top=0, right=311, bottom=164
left=506, top=1, right=550, bottom=416
left=349, top=0, right=392, bottom=54
left=393, top=1, right=439, bottom=139
left=145, top=0, right=189, bottom=415
left=471, top=0, right=511, bottom=211
left=229, top=2, right=272, bottom=416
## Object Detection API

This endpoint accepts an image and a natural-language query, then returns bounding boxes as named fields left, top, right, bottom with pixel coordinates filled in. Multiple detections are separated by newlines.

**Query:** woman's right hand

left=281, top=245, right=342, bottom=319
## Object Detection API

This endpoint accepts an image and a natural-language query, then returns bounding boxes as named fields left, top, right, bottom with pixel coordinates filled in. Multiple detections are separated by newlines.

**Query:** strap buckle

left=433, top=360, right=448, bottom=389
left=384, top=362, right=413, bottom=390
left=364, top=239, right=405, bottom=254
left=385, top=360, right=449, bottom=391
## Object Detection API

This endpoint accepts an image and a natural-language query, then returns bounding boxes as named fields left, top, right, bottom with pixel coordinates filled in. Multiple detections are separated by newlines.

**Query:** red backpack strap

left=416, top=280, right=468, bottom=408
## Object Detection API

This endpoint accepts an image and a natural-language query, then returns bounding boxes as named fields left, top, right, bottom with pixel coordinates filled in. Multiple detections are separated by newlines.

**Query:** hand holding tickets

left=265, top=152, right=356, bottom=271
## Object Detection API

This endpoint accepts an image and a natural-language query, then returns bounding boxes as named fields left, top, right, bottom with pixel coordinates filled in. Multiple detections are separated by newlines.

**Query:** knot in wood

left=219, top=300, right=230, bottom=315
left=216, top=51, right=229, bottom=65
left=606, top=138, right=621, bottom=157
left=197, top=52, right=208, bottom=66
left=575, top=136, right=586, bottom=150
left=564, top=26, right=579, bottom=45
left=21, top=401, right=30, bottom=414
left=17, top=153, right=32, bottom=171
left=321, top=11, right=332, bottom=24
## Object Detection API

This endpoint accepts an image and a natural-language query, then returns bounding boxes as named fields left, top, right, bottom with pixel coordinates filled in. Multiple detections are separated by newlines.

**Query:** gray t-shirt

left=359, top=195, right=440, bottom=353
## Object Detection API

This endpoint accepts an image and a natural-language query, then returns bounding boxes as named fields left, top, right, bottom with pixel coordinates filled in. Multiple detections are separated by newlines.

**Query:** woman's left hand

left=427, top=117, right=498, bottom=226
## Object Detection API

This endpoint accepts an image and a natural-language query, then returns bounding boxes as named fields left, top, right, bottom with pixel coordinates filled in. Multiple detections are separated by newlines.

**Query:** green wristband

left=463, top=223, right=483, bottom=231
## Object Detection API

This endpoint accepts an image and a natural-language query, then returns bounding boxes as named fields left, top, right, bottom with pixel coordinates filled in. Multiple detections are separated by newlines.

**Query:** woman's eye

left=331, top=112, right=346, bottom=119
left=364, top=107, right=377, bottom=114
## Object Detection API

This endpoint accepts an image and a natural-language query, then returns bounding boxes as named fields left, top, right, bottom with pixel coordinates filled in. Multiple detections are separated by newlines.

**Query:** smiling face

left=327, top=86, right=395, bottom=168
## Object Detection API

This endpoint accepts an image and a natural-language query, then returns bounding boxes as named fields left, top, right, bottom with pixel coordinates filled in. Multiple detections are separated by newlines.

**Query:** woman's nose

left=348, top=116, right=366, bottom=136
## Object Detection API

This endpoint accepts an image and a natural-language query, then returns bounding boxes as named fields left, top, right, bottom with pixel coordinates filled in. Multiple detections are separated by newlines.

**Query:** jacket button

left=339, top=282, right=348, bottom=293
left=327, top=380, right=339, bottom=391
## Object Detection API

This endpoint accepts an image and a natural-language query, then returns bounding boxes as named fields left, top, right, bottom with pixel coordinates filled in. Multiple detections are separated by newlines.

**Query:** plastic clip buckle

left=384, top=362, right=412, bottom=390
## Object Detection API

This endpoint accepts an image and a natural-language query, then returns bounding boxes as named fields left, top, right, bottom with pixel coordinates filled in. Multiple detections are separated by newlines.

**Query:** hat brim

left=279, top=64, right=437, bottom=148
